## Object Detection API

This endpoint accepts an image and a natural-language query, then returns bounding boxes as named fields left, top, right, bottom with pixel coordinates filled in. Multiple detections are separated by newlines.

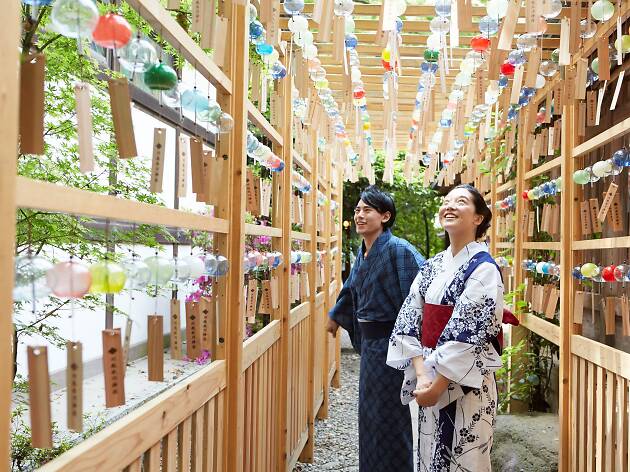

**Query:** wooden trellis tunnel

left=3, top=0, right=630, bottom=471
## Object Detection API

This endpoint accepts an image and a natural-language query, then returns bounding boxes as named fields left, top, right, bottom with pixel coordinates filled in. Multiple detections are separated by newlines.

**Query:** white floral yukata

left=387, top=241, right=504, bottom=472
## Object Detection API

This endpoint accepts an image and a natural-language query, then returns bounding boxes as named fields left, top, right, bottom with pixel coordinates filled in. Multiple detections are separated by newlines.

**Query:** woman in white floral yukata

left=387, top=184, right=518, bottom=472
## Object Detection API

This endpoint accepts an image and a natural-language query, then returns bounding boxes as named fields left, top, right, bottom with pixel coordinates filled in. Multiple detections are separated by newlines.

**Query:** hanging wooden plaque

left=191, top=0, right=203, bottom=33
left=258, top=280, right=272, bottom=315
left=200, top=296, right=215, bottom=353
left=170, top=299, right=182, bottom=360
left=622, top=296, right=630, bottom=336
left=210, top=16, right=229, bottom=68
left=553, top=82, right=563, bottom=114
left=545, top=288, right=559, bottom=319
left=586, top=91, right=597, bottom=127
left=186, top=301, right=201, bottom=359
left=270, top=275, right=279, bottom=310
left=553, top=120, right=561, bottom=149
left=102, top=329, right=125, bottom=407
left=246, top=279, right=257, bottom=323
left=108, top=78, right=137, bottom=158
left=207, top=152, right=227, bottom=207
left=605, top=297, right=617, bottom=335
left=150, top=128, right=166, bottom=193
left=260, top=179, right=272, bottom=218
left=167, top=0, right=181, bottom=9
left=75, top=83, right=94, bottom=173
left=579, top=200, right=592, bottom=235
left=598, top=37, right=611, bottom=81
left=200, top=0, right=216, bottom=50
left=577, top=102, right=586, bottom=137
left=332, top=15, right=346, bottom=63
left=527, top=210, right=535, bottom=237
left=574, top=291, right=585, bottom=324
left=19, top=54, right=46, bottom=155
left=66, top=341, right=83, bottom=432
left=147, top=315, right=164, bottom=382
left=589, top=198, right=602, bottom=233
left=190, top=137, right=204, bottom=196
left=246, top=168, right=257, bottom=215
left=524, top=47, right=542, bottom=88
left=300, top=271, right=310, bottom=299
left=122, top=317, right=132, bottom=372
left=609, top=192, right=623, bottom=232
left=598, top=182, right=618, bottom=222
left=27, top=346, right=52, bottom=448
left=178, top=134, right=189, bottom=198
left=575, top=58, right=588, bottom=100
left=510, top=66, right=524, bottom=104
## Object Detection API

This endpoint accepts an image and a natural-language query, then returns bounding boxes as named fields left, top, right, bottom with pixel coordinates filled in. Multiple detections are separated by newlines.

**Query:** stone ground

left=295, top=333, right=559, bottom=472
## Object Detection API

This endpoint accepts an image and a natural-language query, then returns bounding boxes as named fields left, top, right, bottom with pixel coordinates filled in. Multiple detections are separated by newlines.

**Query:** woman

left=387, top=184, right=513, bottom=471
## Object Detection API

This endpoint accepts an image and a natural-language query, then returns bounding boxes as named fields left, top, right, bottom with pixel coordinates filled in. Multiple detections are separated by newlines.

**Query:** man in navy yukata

left=327, top=185, right=424, bottom=471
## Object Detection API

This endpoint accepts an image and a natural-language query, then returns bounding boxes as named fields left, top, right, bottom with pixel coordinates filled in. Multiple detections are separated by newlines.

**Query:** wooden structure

left=1, top=0, right=342, bottom=471
left=484, top=5, right=630, bottom=472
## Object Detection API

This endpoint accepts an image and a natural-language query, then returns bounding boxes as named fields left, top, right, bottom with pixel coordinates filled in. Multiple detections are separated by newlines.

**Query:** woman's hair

left=359, top=185, right=396, bottom=229
left=451, top=184, right=492, bottom=239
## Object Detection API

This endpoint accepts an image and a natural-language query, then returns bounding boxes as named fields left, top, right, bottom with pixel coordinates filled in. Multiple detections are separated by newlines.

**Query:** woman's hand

left=413, top=385, right=441, bottom=407
left=416, top=375, right=432, bottom=390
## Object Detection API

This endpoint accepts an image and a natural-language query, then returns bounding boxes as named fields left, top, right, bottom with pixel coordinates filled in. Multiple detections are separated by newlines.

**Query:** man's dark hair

left=452, top=184, right=492, bottom=239
left=359, top=186, right=396, bottom=229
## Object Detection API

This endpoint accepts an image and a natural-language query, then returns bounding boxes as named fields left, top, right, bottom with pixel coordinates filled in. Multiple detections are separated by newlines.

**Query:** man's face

left=353, top=199, right=390, bottom=236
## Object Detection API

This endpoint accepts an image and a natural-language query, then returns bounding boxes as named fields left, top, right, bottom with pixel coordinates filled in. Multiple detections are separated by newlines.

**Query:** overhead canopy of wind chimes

left=279, top=0, right=583, bottom=185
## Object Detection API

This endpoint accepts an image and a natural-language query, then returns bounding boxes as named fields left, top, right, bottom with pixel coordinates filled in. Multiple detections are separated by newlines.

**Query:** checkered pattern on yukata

left=330, top=229, right=424, bottom=328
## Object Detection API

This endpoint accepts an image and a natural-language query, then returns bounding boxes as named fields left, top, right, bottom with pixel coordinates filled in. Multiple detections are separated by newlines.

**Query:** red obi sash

left=422, top=303, right=520, bottom=350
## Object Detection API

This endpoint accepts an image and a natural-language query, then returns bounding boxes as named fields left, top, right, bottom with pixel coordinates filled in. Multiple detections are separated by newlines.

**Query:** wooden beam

left=222, top=2, right=249, bottom=470
left=248, top=100, right=283, bottom=146
left=0, top=0, right=20, bottom=467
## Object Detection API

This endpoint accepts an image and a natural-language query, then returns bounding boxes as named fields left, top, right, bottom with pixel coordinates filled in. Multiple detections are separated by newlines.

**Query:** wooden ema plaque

left=246, top=279, right=257, bottom=323
left=148, top=315, right=164, bottom=382
left=66, top=341, right=83, bottom=432
left=150, top=128, right=166, bottom=193
left=28, top=346, right=52, bottom=448
left=609, top=191, right=623, bottom=232
left=108, top=78, right=137, bottom=158
left=605, top=297, right=617, bottom=335
left=102, top=329, right=125, bottom=407
left=200, top=296, right=215, bottom=353
left=190, top=137, right=204, bottom=196
left=186, top=301, right=201, bottom=359
left=178, top=135, right=189, bottom=198
left=271, top=275, right=280, bottom=310
left=19, top=54, right=46, bottom=155
left=589, top=198, right=603, bottom=233
left=75, top=83, right=94, bottom=173
left=170, top=299, right=182, bottom=360
left=574, top=291, right=585, bottom=325
left=621, top=296, right=630, bottom=337
left=598, top=182, right=618, bottom=222
left=259, top=280, right=272, bottom=315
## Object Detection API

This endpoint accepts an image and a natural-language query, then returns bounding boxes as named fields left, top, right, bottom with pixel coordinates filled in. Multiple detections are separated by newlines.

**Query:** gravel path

left=294, top=350, right=361, bottom=471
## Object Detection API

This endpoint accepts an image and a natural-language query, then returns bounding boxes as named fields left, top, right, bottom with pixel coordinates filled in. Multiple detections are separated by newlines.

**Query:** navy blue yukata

left=329, top=229, right=424, bottom=472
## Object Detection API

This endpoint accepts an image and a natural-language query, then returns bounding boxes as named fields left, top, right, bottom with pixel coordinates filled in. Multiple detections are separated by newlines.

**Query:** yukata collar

left=445, top=240, right=487, bottom=267
left=361, top=228, right=392, bottom=259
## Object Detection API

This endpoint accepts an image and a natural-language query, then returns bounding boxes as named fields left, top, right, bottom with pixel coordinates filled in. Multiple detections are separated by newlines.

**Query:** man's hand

left=326, top=318, right=340, bottom=337
left=413, top=385, right=440, bottom=407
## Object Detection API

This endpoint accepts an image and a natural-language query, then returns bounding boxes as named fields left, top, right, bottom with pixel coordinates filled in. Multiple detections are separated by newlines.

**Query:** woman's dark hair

left=359, top=186, right=396, bottom=229
left=452, top=184, right=492, bottom=239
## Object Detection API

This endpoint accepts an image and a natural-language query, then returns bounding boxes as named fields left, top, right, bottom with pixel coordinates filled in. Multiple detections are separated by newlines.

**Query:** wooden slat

left=247, top=100, right=283, bottom=146
left=496, top=180, right=516, bottom=193
left=572, top=335, right=630, bottom=380
left=573, top=237, right=630, bottom=250
left=163, top=428, right=178, bottom=472
left=520, top=313, right=560, bottom=345
left=125, top=0, right=231, bottom=94
left=293, top=150, right=312, bottom=174
left=127, top=456, right=143, bottom=472
left=245, top=223, right=282, bottom=238
left=495, top=242, right=515, bottom=249
left=587, top=361, right=595, bottom=472
left=178, top=416, right=192, bottom=472
left=595, top=366, right=604, bottom=472
left=289, top=302, right=310, bottom=330
left=522, top=241, right=561, bottom=251
left=15, top=176, right=229, bottom=233
left=144, top=441, right=161, bottom=472
left=242, top=320, right=281, bottom=371
left=291, top=231, right=312, bottom=241
left=524, top=156, right=563, bottom=180
left=38, top=362, right=226, bottom=471
left=192, top=408, right=204, bottom=472
left=572, top=116, right=630, bottom=158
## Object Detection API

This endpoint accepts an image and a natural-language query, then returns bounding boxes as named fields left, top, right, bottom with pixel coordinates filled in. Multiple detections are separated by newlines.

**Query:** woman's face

left=439, top=188, right=484, bottom=236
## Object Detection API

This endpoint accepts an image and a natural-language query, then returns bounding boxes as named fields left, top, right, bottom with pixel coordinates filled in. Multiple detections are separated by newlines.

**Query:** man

left=327, top=185, right=424, bottom=471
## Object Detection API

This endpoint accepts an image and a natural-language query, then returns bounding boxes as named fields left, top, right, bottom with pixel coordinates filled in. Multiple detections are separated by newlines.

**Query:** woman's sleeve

left=387, top=266, right=429, bottom=404
left=425, top=262, right=504, bottom=390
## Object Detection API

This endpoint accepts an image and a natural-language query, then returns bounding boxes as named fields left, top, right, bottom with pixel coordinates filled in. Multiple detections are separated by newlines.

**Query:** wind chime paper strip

left=170, top=299, right=182, bottom=360
left=498, top=1, right=519, bottom=50
left=28, top=346, right=52, bottom=448
left=108, top=78, right=137, bottom=159
left=147, top=315, right=164, bottom=381
left=66, top=341, right=83, bottom=432
left=19, top=53, right=46, bottom=155
left=610, top=71, right=625, bottom=111
left=102, top=329, right=126, bottom=407
left=75, top=83, right=94, bottom=173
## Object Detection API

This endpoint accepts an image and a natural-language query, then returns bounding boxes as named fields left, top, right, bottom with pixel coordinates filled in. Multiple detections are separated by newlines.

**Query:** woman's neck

left=448, top=232, right=477, bottom=257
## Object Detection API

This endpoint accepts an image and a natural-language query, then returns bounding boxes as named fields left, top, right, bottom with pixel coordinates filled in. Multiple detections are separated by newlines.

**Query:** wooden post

left=221, top=1, right=249, bottom=470
left=299, top=127, right=318, bottom=463
left=1, top=0, right=20, bottom=467
left=331, top=158, right=343, bottom=389
left=276, top=64, right=294, bottom=472
left=558, top=103, right=576, bottom=472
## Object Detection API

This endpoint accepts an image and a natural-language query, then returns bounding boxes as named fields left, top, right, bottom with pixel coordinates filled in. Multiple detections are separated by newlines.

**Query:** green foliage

left=342, top=153, right=443, bottom=259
